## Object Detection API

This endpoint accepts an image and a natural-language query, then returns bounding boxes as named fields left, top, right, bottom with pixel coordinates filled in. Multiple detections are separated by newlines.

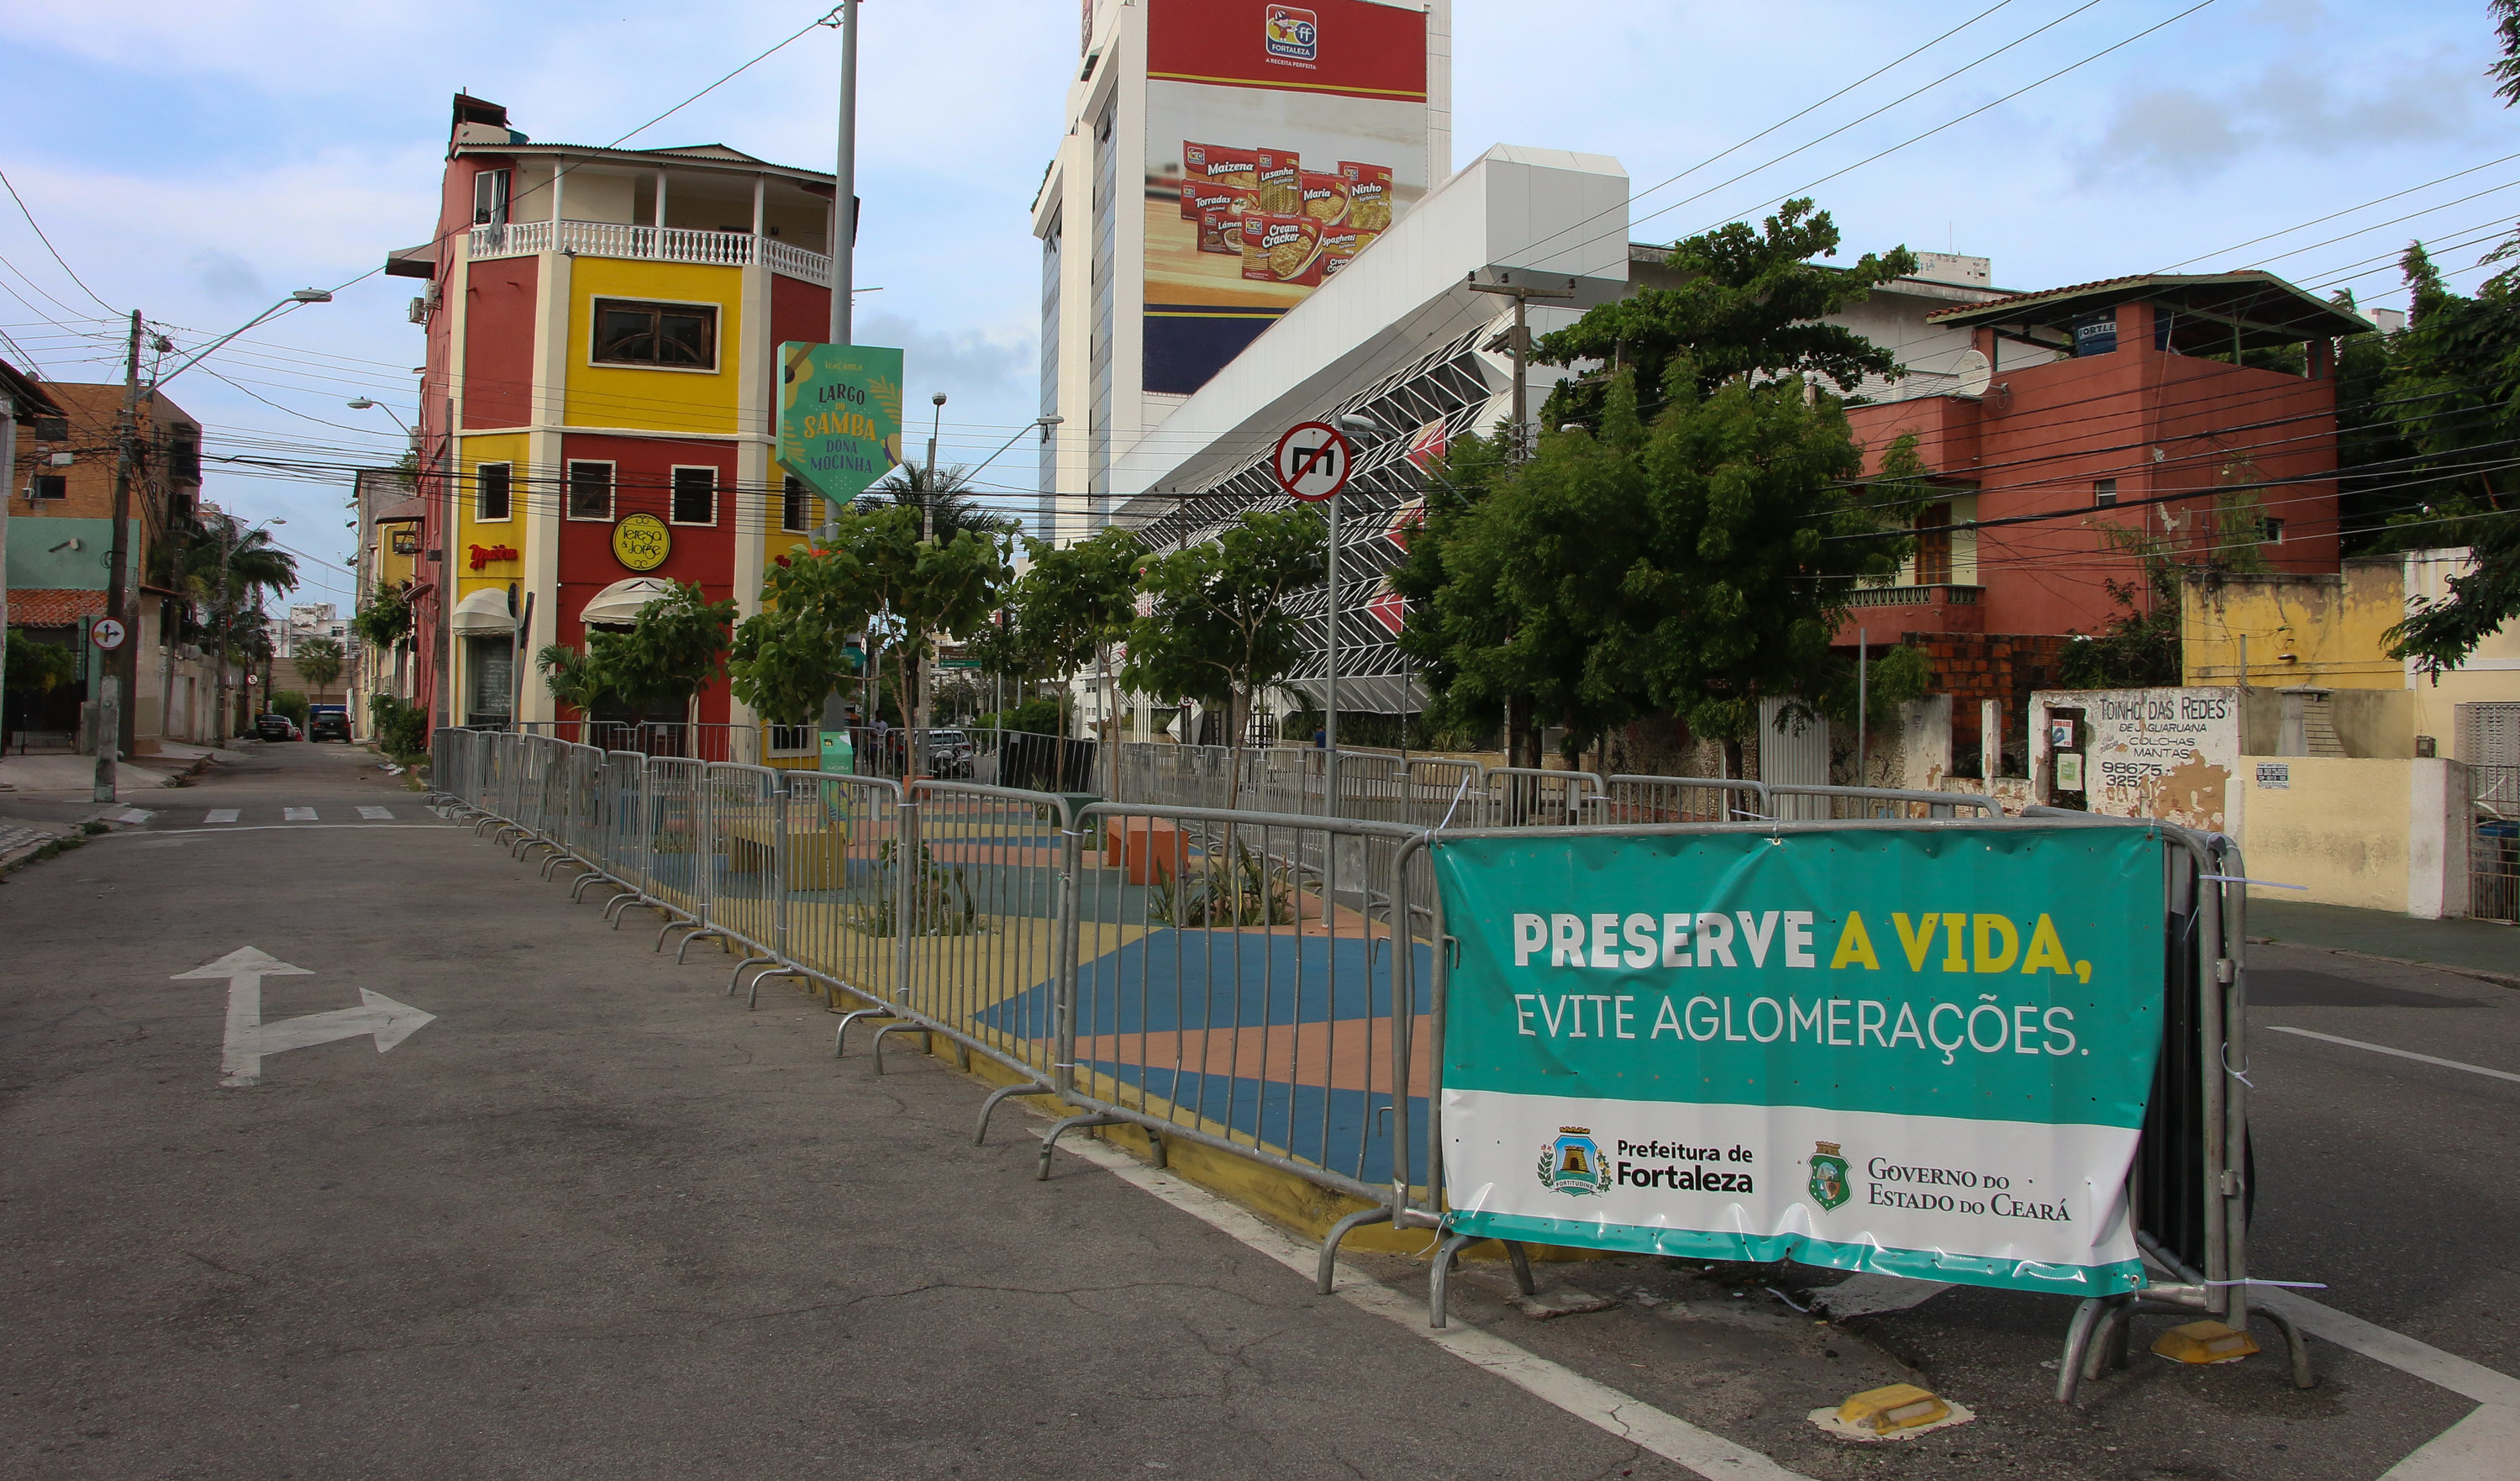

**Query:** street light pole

left=915, top=392, right=944, bottom=744
left=832, top=0, right=856, bottom=343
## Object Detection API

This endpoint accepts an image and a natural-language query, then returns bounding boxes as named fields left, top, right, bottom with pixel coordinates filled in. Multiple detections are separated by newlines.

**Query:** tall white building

left=1034, top=0, right=1454, bottom=543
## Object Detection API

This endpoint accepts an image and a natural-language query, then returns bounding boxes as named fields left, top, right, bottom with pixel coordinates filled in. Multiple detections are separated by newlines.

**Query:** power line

left=0, top=166, right=118, bottom=314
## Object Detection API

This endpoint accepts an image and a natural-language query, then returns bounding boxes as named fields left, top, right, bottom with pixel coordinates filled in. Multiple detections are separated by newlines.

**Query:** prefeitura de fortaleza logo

left=1808, top=1140, right=1852, bottom=1210
left=1537, top=1126, right=1604, bottom=1197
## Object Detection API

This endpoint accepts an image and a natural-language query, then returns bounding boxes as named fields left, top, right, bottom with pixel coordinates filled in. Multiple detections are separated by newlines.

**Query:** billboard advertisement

left=1144, top=0, right=1429, bottom=396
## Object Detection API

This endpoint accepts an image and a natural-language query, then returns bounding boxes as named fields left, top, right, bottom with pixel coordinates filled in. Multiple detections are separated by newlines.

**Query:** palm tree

left=294, top=635, right=344, bottom=702
left=864, top=463, right=1019, bottom=543
left=172, top=516, right=298, bottom=733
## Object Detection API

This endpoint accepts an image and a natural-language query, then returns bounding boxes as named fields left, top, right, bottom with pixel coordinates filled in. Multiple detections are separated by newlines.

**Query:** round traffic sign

left=90, top=617, right=126, bottom=651
left=1272, top=421, right=1354, bottom=503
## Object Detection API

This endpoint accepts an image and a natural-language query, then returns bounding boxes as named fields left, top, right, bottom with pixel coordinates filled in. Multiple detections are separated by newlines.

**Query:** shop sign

left=612, top=512, right=671, bottom=572
left=778, top=343, right=903, bottom=508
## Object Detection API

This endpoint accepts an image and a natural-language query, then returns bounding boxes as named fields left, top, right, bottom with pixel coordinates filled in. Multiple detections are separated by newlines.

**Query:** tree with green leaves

left=350, top=583, right=413, bottom=650
left=865, top=462, right=1020, bottom=544
left=543, top=582, right=735, bottom=728
left=1537, top=197, right=1919, bottom=431
left=1123, top=509, right=1323, bottom=800
left=1399, top=200, right=1929, bottom=771
left=294, top=635, right=345, bottom=701
left=1008, top=527, right=1143, bottom=775
left=729, top=503, right=1007, bottom=729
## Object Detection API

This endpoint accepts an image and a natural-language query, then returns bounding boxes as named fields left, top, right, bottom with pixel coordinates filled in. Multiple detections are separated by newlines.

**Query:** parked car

left=308, top=705, right=351, bottom=742
left=925, top=728, right=976, bottom=778
left=255, top=713, right=300, bottom=741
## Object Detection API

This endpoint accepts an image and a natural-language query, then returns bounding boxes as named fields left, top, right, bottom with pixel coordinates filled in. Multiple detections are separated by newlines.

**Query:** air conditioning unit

left=408, top=297, right=429, bottom=324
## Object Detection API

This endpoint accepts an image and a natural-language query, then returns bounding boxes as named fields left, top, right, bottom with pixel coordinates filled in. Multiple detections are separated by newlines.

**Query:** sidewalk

left=2248, top=897, right=2517, bottom=985
left=0, top=753, right=180, bottom=795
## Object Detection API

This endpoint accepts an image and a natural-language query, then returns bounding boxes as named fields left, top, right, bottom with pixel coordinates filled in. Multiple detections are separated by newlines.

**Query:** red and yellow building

left=390, top=94, right=841, bottom=756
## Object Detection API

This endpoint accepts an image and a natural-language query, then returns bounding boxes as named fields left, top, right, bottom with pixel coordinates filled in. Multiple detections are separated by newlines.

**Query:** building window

left=781, top=474, right=818, bottom=533
left=2261, top=517, right=2286, bottom=545
left=476, top=462, right=513, bottom=521
left=1913, top=502, right=1953, bottom=586
left=591, top=298, right=718, bottom=370
left=2093, top=477, right=2117, bottom=508
left=671, top=466, right=718, bottom=525
left=472, top=167, right=512, bottom=227
left=390, top=527, right=419, bottom=556
left=30, top=473, right=66, bottom=500
left=567, top=461, right=615, bottom=521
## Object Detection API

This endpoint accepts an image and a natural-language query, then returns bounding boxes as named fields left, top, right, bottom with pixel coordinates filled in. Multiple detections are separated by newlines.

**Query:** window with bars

left=566, top=461, right=614, bottom=520
left=671, top=466, right=717, bottom=525
left=31, top=473, right=66, bottom=500
left=476, top=462, right=512, bottom=521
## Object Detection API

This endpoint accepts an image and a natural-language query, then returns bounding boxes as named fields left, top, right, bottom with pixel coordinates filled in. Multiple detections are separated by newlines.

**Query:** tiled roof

left=7, top=588, right=106, bottom=626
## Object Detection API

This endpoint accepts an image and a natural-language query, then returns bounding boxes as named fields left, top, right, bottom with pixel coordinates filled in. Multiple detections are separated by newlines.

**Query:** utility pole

left=92, top=311, right=142, bottom=803
left=1465, top=275, right=1571, bottom=767
left=826, top=0, right=857, bottom=347
left=1465, top=274, right=1572, bottom=461
left=915, top=391, right=943, bottom=753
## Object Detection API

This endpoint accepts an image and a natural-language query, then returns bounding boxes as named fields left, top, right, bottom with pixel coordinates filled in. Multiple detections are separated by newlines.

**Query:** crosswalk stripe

left=204, top=809, right=240, bottom=825
left=357, top=806, right=393, bottom=820
left=282, top=807, right=317, bottom=822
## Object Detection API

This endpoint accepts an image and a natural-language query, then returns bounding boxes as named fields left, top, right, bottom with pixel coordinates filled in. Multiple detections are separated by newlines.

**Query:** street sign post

left=1272, top=422, right=1354, bottom=818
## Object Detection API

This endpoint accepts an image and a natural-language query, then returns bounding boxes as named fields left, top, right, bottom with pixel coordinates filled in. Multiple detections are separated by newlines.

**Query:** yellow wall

left=2242, top=756, right=2412, bottom=913
left=2182, top=561, right=2408, bottom=690
left=455, top=432, right=529, bottom=609
left=563, top=258, right=741, bottom=435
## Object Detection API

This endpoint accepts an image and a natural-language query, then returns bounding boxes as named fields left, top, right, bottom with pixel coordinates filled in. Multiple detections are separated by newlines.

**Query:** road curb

left=2248, top=936, right=2520, bottom=993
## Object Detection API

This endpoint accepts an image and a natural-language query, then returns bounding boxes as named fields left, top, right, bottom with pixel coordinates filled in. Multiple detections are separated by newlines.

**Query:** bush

left=268, top=689, right=310, bottom=727
left=369, top=692, right=429, bottom=760
left=979, top=696, right=1064, bottom=736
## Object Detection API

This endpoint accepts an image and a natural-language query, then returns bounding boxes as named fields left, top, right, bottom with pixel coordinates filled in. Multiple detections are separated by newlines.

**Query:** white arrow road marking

left=357, top=806, right=393, bottom=820
left=204, top=809, right=239, bottom=824
left=171, top=946, right=434, bottom=1087
left=283, top=807, right=317, bottom=822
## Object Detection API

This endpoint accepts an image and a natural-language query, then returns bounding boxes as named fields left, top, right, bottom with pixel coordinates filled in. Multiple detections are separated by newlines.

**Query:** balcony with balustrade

left=468, top=218, right=834, bottom=283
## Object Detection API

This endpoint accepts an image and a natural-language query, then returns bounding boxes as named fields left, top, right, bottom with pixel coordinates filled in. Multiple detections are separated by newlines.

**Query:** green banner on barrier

left=1434, top=825, right=2167, bottom=1295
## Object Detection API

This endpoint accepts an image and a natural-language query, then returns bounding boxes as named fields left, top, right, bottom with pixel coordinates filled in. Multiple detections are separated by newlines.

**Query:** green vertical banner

left=777, top=342, right=904, bottom=508
left=1434, top=826, right=2167, bottom=1295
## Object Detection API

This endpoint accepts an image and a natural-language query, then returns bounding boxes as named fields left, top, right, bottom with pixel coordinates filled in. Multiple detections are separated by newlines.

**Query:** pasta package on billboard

left=1318, top=224, right=1369, bottom=278
left=1341, top=162, right=1393, bottom=232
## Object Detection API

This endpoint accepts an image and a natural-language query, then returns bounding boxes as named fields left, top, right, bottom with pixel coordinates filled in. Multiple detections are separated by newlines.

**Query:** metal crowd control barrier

left=426, top=724, right=2289, bottom=1402
left=1598, top=774, right=1770, bottom=824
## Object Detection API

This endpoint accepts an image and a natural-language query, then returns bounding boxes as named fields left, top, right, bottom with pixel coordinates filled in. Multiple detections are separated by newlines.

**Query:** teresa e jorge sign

left=1435, top=825, right=2167, bottom=1295
left=778, top=343, right=903, bottom=509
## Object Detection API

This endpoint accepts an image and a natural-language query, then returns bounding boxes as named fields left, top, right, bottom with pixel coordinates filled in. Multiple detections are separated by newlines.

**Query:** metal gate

left=2471, top=762, right=2519, bottom=924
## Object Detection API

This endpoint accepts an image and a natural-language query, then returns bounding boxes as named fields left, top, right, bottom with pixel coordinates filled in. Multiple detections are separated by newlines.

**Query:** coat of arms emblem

left=1537, top=1126, right=1605, bottom=1197
left=1808, top=1140, right=1852, bottom=1211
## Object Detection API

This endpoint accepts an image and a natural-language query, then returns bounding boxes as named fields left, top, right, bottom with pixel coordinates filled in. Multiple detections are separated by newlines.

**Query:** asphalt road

left=4, top=738, right=2516, bottom=1479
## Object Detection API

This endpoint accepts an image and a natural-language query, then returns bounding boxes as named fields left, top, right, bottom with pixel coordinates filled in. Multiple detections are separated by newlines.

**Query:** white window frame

left=566, top=459, right=616, bottom=523
left=668, top=463, right=719, bottom=527
left=474, top=461, right=514, bottom=523
left=587, top=295, right=721, bottom=375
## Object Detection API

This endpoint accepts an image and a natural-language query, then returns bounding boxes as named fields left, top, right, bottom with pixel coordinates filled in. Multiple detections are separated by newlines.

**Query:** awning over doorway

left=581, top=577, right=675, bottom=628
left=450, top=588, right=514, bottom=635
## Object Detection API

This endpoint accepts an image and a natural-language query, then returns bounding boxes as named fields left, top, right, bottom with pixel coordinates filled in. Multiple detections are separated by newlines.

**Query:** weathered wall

left=2032, top=686, right=2244, bottom=834
left=2239, top=756, right=2471, bottom=918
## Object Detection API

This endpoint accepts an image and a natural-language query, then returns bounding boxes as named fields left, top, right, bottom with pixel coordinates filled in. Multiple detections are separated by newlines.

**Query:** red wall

left=770, top=273, right=834, bottom=356
left=555, top=433, right=739, bottom=724
left=1845, top=299, right=2340, bottom=643
left=461, top=256, right=538, bottom=429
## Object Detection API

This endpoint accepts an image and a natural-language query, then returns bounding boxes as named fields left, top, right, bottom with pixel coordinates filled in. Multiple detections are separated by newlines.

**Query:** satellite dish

left=1952, top=348, right=1992, bottom=400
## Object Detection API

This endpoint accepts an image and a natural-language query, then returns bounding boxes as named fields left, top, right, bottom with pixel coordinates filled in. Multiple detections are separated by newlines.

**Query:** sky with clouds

left=1, top=0, right=2509, bottom=607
